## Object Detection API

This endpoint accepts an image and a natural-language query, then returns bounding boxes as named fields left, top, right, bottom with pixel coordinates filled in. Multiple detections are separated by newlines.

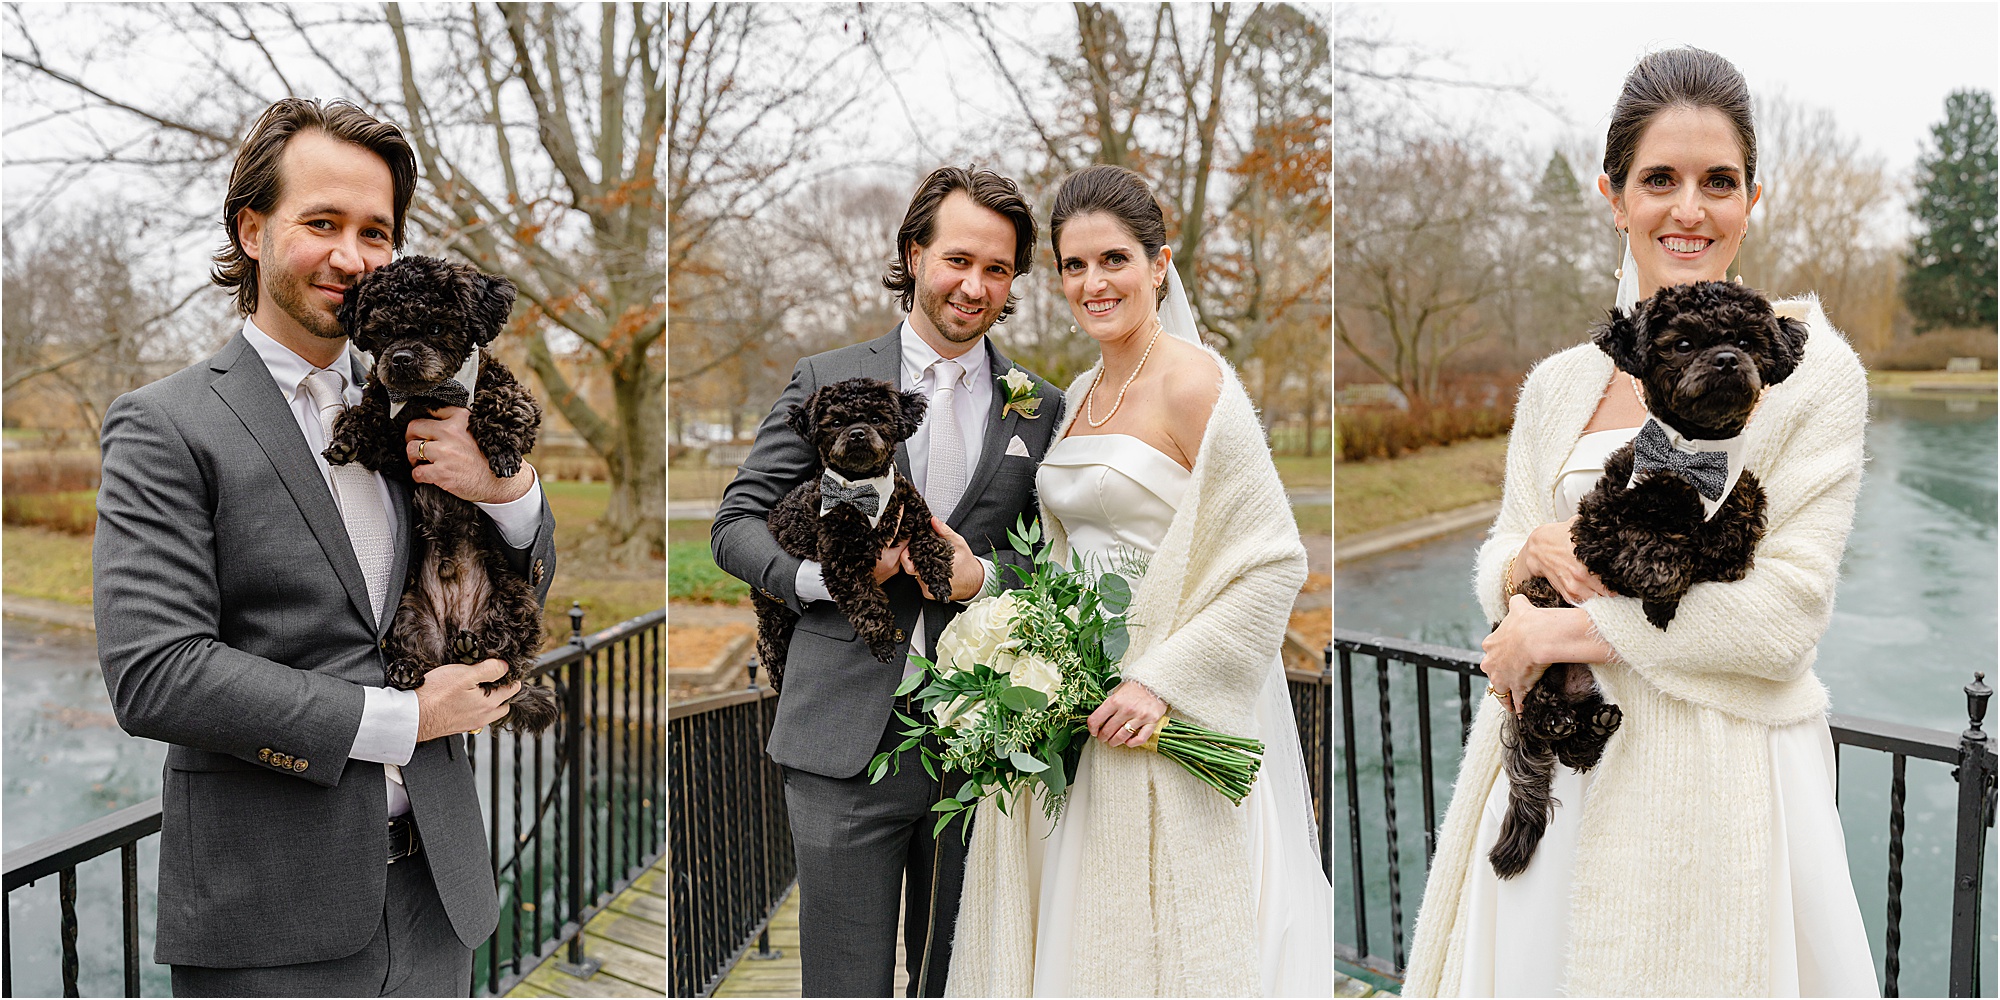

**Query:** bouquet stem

left=1141, top=715, right=1264, bottom=805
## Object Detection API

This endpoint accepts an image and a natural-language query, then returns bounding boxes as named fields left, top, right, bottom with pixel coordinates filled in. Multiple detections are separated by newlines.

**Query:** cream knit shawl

left=1402, top=296, right=1867, bottom=997
left=946, top=346, right=1309, bottom=997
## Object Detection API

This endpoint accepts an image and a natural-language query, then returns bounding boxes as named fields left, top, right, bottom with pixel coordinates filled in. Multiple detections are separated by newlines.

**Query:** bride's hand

left=1480, top=595, right=1553, bottom=716
left=1087, top=680, right=1168, bottom=748
left=1520, top=517, right=1614, bottom=605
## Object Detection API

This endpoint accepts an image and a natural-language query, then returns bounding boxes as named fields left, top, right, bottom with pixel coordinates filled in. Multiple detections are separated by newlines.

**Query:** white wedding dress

left=1023, top=431, right=1333, bottom=997
left=1451, top=426, right=1878, bottom=997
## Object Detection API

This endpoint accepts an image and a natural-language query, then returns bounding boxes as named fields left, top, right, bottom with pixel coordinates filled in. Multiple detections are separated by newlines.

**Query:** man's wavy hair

left=211, top=98, right=417, bottom=316
left=882, top=165, right=1036, bottom=322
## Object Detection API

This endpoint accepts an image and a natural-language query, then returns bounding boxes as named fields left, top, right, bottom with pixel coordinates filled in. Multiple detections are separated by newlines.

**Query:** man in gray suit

left=712, top=166, right=1062, bottom=997
left=94, top=98, right=556, bottom=997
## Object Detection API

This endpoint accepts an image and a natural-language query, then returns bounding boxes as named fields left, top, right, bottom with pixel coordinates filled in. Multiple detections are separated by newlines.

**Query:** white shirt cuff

left=475, top=466, right=544, bottom=549
left=973, top=555, right=996, bottom=601
left=795, top=560, right=830, bottom=604
left=352, top=685, right=419, bottom=767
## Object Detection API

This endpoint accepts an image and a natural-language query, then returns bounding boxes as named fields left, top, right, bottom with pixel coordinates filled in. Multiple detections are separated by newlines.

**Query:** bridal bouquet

left=869, top=517, right=1264, bottom=837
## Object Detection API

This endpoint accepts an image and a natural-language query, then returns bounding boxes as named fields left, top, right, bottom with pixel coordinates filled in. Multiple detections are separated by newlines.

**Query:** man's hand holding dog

left=415, top=659, right=520, bottom=741
left=903, top=517, right=985, bottom=602
left=407, top=406, right=534, bottom=504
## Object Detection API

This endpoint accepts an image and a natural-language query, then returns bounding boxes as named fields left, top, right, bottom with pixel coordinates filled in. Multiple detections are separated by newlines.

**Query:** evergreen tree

left=1904, top=89, right=1997, bottom=331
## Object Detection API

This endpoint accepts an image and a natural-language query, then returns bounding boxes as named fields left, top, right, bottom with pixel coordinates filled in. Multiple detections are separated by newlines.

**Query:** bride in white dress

left=946, top=164, right=1330, bottom=997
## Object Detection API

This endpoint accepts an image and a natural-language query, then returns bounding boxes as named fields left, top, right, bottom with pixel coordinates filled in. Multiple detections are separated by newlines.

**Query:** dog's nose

left=390, top=349, right=417, bottom=367
left=846, top=427, right=868, bottom=442
left=1714, top=350, right=1739, bottom=370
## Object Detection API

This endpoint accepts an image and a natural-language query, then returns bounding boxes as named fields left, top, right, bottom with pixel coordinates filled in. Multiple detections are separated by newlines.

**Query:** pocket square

left=1005, top=435, right=1031, bottom=458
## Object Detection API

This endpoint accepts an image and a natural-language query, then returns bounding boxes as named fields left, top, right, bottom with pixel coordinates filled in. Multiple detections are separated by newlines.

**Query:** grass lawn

left=1334, top=435, right=1510, bottom=539
left=1274, top=455, right=1331, bottom=490
left=3, top=525, right=95, bottom=605
left=1294, top=504, right=1330, bottom=536
left=669, top=540, right=750, bottom=605
left=1867, top=368, right=1998, bottom=398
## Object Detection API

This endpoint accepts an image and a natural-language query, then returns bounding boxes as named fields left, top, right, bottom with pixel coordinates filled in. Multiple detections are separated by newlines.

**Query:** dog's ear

left=471, top=272, right=517, bottom=345
left=1760, top=315, right=1809, bottom=387
left=786, top=388, right=820, bottom=443
left=338, top=273, right=377, bottom=353
left=897, top=388, right=928, bottom=440
left=1591, top=303, right=1648, bottom=377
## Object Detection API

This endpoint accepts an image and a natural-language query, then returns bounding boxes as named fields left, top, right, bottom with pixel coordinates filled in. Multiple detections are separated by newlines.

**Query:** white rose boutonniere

left=998, top=368, right=1042, bottom=419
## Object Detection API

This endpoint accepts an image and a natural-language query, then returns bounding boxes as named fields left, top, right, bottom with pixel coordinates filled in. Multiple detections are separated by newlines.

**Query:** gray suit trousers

left=169, top=841, right=471, bottom=997
left=783, top=709, right=970, bottom=998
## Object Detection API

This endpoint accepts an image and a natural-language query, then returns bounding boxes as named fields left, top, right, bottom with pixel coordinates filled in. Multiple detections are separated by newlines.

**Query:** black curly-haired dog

left=1491, top=280, right=1808, bottom=879
left=752, top=377, right=956, bottom=692
left=322, top=255, right=559, bottom=735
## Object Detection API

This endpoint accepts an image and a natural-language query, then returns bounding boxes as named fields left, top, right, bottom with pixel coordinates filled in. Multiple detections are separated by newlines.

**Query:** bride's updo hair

left=1050, top=164, right=1170, bottom=305
left=1603, top=47, right=1757, bottom=194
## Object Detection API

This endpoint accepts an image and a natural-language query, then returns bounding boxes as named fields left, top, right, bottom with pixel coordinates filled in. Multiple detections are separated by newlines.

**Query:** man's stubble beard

left=261, top=232, right=345, bottom=341
left=914, top=261, right=997, bottom=346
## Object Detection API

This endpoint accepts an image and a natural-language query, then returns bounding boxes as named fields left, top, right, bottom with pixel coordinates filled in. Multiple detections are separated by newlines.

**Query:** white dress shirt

left=242, top=318, right=546, bottom=816
left=793, top=321, right=998, bottom=667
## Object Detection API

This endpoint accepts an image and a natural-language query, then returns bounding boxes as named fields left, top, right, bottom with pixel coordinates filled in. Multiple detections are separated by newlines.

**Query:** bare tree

left=5, top=3, right=667, bottom=560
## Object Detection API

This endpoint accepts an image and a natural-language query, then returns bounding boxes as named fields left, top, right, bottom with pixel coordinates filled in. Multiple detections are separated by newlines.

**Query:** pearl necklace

left=1084, top=318, right=1162, bottom=428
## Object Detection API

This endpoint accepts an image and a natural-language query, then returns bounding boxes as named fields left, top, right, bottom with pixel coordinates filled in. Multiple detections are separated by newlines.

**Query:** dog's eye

left=1674, top=339, right=1693, bottom=353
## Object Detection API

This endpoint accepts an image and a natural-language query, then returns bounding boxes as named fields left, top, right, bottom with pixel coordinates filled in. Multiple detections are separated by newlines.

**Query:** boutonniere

left=998, top=368, right=1042, bottom=419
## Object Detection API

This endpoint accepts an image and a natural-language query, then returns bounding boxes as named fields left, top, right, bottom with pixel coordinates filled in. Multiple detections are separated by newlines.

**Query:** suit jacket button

left=259, top=748, right=272, bottom=762
left=895, top=628, right=907, bottom=643
left=292, top=759, right=308, bottom=773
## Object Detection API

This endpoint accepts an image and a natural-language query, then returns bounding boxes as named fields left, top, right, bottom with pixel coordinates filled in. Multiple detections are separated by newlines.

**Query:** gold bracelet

left=1502, top=552, right=1519, bottom=599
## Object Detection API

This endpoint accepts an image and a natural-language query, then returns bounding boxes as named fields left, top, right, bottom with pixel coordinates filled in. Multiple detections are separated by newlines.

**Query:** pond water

left=1335, top=395, right=1999, bottom=994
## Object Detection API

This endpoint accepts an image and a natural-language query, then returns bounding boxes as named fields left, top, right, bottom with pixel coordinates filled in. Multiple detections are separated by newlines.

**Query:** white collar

left=820, top=467, right=896, bottom=529
left=243, top=318, right=361, bottom=405
left=387, top=349, right=480, bottom=419
left=898, top=320, right=990, bottom=391
left=1625, top=415, right=1747, bottom=521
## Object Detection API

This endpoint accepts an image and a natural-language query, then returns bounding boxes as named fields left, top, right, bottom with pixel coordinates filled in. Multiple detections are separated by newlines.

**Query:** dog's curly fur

left=323, top=255, right=558, bottom=735
left=1490, top=281, right=1808, bottom=879
left=753, top=377, right=956, bottom=692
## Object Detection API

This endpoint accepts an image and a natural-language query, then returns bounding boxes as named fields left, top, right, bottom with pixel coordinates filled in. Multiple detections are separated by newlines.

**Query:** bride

left=945, top=164, right=1332, bottom=997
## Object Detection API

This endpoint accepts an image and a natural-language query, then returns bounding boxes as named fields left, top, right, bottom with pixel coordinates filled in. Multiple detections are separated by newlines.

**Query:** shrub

left=3, top=489, right=98, bottom=535
left=1862, top=327, right=1998, bottom=371
left=3, top=450, right=101, bottom=494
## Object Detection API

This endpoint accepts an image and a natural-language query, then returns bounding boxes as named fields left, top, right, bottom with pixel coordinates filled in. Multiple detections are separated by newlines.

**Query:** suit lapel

left=950, top=338, right=1019, bottom=531
left=209, top=333, right=378, bottom=631
left=862, top=327, right=913, bottom=482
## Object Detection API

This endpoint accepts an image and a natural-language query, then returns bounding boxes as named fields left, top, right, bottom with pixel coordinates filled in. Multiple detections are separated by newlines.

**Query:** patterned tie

left=926, top=358, right=968, bottom=524
left=300, top=370, right=394, bottom=628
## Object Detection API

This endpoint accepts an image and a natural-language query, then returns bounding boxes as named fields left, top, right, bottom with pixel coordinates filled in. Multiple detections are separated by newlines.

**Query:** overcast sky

left=1337, top=2, right=1998, bottom=183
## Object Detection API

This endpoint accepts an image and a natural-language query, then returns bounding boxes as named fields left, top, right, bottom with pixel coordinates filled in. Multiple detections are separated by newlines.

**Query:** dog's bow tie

left=819, top=470, right=894, bottom=529
left=1627, top=418, right=1745, bottom=521
left=386, top=351, right=480, bottom=419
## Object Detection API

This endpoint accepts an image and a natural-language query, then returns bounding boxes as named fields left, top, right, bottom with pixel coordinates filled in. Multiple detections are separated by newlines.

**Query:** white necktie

left=926, top=359, right=968, bottom=524
left=300, top=370, right=394, bottom=628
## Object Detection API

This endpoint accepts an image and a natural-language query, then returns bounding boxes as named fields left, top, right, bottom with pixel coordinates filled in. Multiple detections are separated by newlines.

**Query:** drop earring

left=1614, top=229, right=1627, bottom=280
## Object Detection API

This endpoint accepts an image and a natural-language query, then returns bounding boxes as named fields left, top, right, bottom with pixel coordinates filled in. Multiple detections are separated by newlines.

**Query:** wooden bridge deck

left=713, top=881, right=921, bottom=998
left=506, top=858, right=667, bottom=998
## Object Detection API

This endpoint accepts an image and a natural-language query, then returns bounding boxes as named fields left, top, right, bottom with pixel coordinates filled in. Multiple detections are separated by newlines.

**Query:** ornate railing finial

left=568, top=601, right=585, bottom=647
left=1966, top=671, right=1991, bottom=743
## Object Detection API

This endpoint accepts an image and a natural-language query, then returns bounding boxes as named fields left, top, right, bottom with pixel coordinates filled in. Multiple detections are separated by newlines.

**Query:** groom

left=712, top=165, right=1060, bottom=997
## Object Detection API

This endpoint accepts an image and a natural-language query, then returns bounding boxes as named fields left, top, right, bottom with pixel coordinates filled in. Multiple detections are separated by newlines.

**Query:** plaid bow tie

left=820, top=473, right=883, bottom=518
left=1632, top=419, right=1729, bottom=501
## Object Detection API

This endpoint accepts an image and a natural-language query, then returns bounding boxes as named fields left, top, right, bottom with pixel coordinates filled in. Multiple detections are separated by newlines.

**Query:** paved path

left=1334, top=501, right=1498, bottom=565
left=507, top=858, right=667, bottom=998
left=2, top=596, right=96, bottom=631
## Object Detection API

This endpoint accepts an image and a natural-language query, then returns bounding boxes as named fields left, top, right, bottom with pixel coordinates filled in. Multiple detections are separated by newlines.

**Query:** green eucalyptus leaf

left=997, top=685, right=1047, bottom=713
left=958, top=780, right=980, bottom=802
left=894, top=670, right=927, bottom=697
left=1008, top=751, right=1049, bottom=773
left=931, top=797, right=961, bottom=813
left=1041, top=757, right=1068, bottom=797
left=933, top=812, right=955, bottom=839
left=1104, top=622, right=1130, bottom=662
left=1097, top=573, right=1131, bottom=611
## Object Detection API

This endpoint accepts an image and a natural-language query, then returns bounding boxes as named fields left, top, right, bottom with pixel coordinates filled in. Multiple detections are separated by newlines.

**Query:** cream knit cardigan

left=1401, top=296, right=1868, bottom=997
left=945, top=345, right=1309, bottom=997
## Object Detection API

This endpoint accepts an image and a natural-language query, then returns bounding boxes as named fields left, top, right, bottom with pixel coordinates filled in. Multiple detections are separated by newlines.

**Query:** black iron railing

left=1290, top=652, right=1334, bottom=881
left=666, top=663, right=793, bottom=1000
left=0, top=604, right=665, bottom=999
left=1334, top=628, right=1998, bottom=997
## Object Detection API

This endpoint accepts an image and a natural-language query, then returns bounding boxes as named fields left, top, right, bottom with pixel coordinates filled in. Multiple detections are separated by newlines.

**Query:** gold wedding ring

left=417, top=439, right=427, bottom=462
left=469, top=727, right=482, bottom=735
left=1121, top=721, right=1140, bottom=734
left=1489, top=687, right=1509, bottom=702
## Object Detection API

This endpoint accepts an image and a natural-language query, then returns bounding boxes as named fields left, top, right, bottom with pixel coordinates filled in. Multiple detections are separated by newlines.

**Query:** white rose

left=935, top=693, right=987, bottom=731
left=935, top=592, right=1021, bottom=676
left=1001, top=368, right=1033, bottom=396
left=1009, top=653, right=1061, bottom=700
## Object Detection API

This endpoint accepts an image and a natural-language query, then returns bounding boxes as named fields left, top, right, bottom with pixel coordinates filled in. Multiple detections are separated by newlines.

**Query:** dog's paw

left=1588, top=702, right=1623, bottom=738
left=323, top=440, right=358, bottom=466
left=385, top=659, right=426, bottom=690
left=452, top=630, right=485, bottom=664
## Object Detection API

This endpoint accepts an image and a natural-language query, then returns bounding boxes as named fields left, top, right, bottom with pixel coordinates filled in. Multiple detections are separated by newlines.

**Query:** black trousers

left=170, top=836, right=472, bottom=998
left=783, top=701, right=972, bottom=998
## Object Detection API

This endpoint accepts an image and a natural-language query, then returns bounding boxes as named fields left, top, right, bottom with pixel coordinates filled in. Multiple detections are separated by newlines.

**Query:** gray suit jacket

left=712, top=327, right=1061, bottom=778
left=93, top=331, right=556, bottom=968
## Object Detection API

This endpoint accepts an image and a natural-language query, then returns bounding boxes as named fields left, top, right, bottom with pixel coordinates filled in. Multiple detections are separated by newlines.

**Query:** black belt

left=387, top=815, right=422, bottom=864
